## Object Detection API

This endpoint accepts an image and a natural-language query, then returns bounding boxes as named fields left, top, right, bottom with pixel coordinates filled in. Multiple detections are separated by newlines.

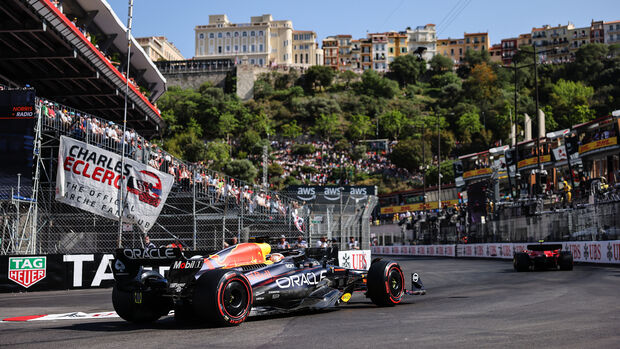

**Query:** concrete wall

left=236, top=64, right=269, bottom=101
left=162, top=71, right=229, bottom=90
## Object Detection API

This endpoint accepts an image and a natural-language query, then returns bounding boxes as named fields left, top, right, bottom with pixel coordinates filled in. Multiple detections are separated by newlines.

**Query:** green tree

left=457, top=49, right=490, bottom=78
left=205, top=140, right=230, bottom=170
left=347, top=114, right=373, bottom=140
left=313, top=113, right=343, bottom=142
left=429, top=54, right=454, bottom=74
left=223, top=159, right=258, bottom=183
left=280, top=120, right=302, bottom=139
left=339, top=70, right=358, bottom=89
left=380, top=110, right=408, bottom=140
left=301, top=65, right=335, bottom=92
left=388, top=54, right=427, bottom=86
left=217, top=112, right=238, bottom=139
left=356, top=70, right=399, bottom=99
left=426, top=160, right=455, bottom=186
left=164, top=127, right=205, bottom=162
left=549, top=79, right=595, bottom=128
left=430, top=71, right=461, bottom=88
left=389, top=138, right=431, bottom=173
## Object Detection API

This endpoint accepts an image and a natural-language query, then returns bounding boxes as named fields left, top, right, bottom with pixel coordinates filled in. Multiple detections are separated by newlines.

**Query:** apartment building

left=322, top=36, right=339, bottom=70
left=569, top=26, right=591, bottom=53
left=591, top=20, right=605, bottom=43
left=605, top=20, right=620, bottom=44
left=336, top=35, right=353, bottom=70
left=500, top=37, right=518, bottom=65
left=370, top=33, right=388, bottom=72
left=404, top=24, right=436, bottom=61
left=360, top=38, right=372, bottom=71
left=437, top=32, right=489, bottom=65
left=517, top=33, right=532, bottom=47
left=489, top=43, right=502, bottom=64
left=531, top=23, right=574, bottom=63
left=387, top=32, right=408, bottom=64
left=136, top=36, right=184, bottom=62
left=350, top=39, right=362, bottom=72
left=292, top=30, right=322, bottom=68
left=194, top=14, right=298, bottom=67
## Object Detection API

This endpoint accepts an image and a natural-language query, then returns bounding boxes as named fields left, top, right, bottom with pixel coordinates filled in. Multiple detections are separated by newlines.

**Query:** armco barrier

left=372, top=240, right=620, bottom=264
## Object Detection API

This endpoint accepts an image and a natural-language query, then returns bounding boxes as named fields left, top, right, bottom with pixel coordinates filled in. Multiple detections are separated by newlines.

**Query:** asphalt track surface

left=1, top=258, right=619, bottom=348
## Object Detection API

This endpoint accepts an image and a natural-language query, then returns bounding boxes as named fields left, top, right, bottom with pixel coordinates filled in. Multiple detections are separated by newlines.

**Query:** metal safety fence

left=1, top=98, right=308, bottom=255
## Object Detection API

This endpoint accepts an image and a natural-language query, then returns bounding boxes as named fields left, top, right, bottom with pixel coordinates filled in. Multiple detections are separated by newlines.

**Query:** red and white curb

left=2, top=311, right=119, bottom=322
left=2, top=310, right=176, bottom=322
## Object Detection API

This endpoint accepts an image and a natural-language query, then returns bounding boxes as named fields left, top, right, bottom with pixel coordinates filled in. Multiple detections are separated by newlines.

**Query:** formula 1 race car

left=111, top=243, right=426, bottom=326
left=513, top=243, right=573, bottom=272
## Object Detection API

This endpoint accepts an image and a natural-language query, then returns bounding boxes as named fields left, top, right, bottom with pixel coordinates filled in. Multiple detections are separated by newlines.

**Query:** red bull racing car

left=513, top=243, right=573, bottom=272
left=111, top=243, right=425, bottom=326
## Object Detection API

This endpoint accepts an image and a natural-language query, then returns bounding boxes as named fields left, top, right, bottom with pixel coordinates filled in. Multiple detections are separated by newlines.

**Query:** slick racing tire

left=367, top=259, right=405, bottom=307
left=112, top=285, right=171, bottom=323
left=559, top=251, right=573, bottom=271
left=513, top=252, right=530, bottom=272
left=194, top=269, right=253, bottom=326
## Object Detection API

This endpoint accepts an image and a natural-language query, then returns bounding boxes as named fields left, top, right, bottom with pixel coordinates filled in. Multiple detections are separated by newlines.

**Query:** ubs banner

left=56, top=136, right=174, bottom=231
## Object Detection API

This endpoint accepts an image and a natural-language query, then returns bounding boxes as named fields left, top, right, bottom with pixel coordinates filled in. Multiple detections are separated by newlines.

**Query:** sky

left=108, top=0, right=620, bottom=59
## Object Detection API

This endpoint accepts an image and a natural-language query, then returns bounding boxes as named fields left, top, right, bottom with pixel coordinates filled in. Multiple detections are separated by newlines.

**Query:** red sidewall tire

left=216, top=275, right=253, bottom=325
left=194, top=270, right=253, bottom=326
left=368, top=259, right=405, bottom=307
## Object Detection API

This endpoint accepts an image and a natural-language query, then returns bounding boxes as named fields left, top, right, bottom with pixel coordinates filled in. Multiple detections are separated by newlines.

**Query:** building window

left=259, top=58, right=264, bottom=65
left=209, top=33, right=214, bottom=39
left=466, top=38, right=470, bottom=43
left=242, top=45, right=247, bottom=52
left=218, top=46, right=222, bottom=53
left=234, top=45, right=238, bottom=52
left=305, top=53, right=309, bottom=63
left=199, top=33, right=204, bottom=39
left=295, top=54, right=298, bottom=63
left=251, top=44, right=255, bottom=52
left=226, top=32, right=231, bottom=37
left=294, top=34, right=298, bottom=40
left=259, top=44, right=263, bottom=52
left=234, top=32, right=239, bottom=37
left=218, top=32, right=222, bottom=38
left=243, top=31, right=247, bottom=37
left=250, top=58, right=255, bottom=64
left=226, top=45, right=230, bottom=52
left=259, top=30, right=263, bottom=36
left=251, top=31, right=255, bottom=37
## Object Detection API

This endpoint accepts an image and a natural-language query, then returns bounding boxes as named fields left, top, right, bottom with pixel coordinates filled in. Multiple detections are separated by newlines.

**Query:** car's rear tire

left=367, top=259, right=405, bottom=307
left=193, top=269, right=252, bottom=326
left=513, top=252, right=530, bottom=272
left=112, top=285, right=170, bottom=323
left=559, top=251, right=573, bottom=271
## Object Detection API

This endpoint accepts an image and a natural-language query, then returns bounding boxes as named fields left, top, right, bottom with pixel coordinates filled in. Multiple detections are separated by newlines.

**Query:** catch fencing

left=1, top=99, right=307, bottom=255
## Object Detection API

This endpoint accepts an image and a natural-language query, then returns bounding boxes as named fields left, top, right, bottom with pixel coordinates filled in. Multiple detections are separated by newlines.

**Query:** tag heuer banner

left=55, top=136, right=174, bottom=232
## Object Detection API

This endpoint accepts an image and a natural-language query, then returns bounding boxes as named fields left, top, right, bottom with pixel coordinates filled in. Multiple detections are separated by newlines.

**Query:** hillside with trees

left=156, top=43, right=620, bottom=193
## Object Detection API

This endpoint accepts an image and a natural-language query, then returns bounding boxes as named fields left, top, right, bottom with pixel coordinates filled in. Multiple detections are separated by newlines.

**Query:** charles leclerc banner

left=55, top=136, right=173, bottom=232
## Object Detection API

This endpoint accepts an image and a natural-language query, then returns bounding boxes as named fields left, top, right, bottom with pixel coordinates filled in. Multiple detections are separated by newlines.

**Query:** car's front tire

left=367, top=259, right=405, bottom=307
left=193, top=269, right=252, bottom=326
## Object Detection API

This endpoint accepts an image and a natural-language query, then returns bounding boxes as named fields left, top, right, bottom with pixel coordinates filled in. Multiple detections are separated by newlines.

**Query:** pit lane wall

left=371, top=240, right=620, bottom=264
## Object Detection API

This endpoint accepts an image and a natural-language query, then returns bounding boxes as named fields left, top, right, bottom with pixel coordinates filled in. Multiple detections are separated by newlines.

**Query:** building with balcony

left=437, top=32, right=488, bottom=65
left=591, top=20, right=605, bottom=43
left=569, top=26, right=591, bottom=53
left=195, top=14, right=299, bottom=67
left=404, top=24, right=437, bottom=61
left=336, top=35, right=353, bottom=70
left=360, top=38, right=372, bottom=71
left=350, top=39, right=362, bottom=72
left=531, top=23, right=574, bottom=64
left=500, top=37, right=518, bottom=65
left=292, top=30, right=322, bottom=68
left=370, top=33, right=388, bottom=72
left=136, top=36, right=184, bottom=62
left=387, top=32, right=408, bottom=64
left=517, top=33, right=532, bottom=47
left=322, top=36, right=339, bottom=70
left=489, top=44, right=502, bottom=63
left=605, top=20, right=620, bottom=44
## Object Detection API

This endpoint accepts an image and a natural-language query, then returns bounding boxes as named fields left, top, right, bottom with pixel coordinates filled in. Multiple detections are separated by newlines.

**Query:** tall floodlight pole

left=437, top=112, right=441, bottom=239
left=118, top=0, right=133, bottom=248
left=533, top=44, right=541, bottom=196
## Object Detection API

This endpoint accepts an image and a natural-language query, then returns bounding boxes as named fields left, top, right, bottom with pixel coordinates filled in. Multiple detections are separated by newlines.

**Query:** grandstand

left=0, top=0, right=311, bottom=255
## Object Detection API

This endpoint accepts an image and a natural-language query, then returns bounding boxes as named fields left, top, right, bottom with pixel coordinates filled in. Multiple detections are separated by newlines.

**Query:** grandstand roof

left=0, top=0, right=165, bottom=136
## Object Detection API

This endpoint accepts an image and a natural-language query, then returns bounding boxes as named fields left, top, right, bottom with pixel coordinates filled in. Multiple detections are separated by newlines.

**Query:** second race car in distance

left=513, top=242, right=573, bottom=271
left=111, top=243, right=426, bottom=326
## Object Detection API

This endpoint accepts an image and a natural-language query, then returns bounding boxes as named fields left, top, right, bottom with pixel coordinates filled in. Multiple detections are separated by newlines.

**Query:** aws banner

left=55, top=136, right=174, bottom=232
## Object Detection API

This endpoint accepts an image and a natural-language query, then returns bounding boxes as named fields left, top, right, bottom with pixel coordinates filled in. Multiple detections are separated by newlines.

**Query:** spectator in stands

left=277, top=235, right=290, bottom=249
left=347, top=236, right=360, bottom=250
left=223, top=236, right=238, bottom=248
left=316, top=236, right=328, bottom=248
left=144, top=235, right=156, bottom=249
left=294, top=235, right=308, bottom=248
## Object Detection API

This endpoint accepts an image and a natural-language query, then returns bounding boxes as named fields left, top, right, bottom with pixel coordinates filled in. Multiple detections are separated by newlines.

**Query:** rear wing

left=111, top=247, right=184, bottom=284
left=526, top=244, right=563, bottom=251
